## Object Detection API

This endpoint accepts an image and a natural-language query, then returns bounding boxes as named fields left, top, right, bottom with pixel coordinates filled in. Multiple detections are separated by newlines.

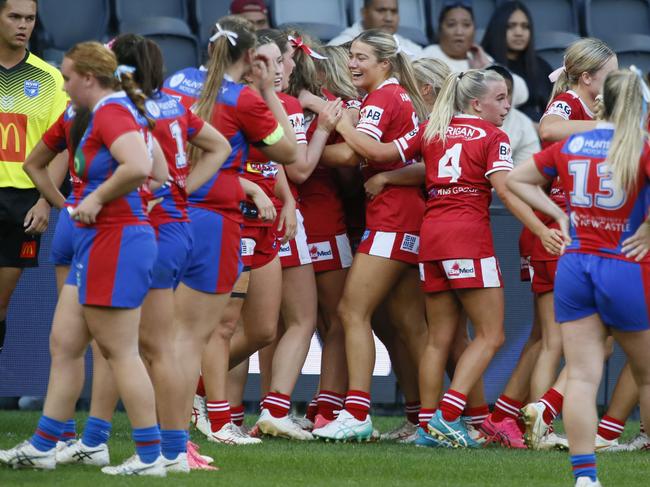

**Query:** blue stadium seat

left=583, top=0, right=650, bottom=41
left=192, top=0, right=232, bottom=47
left=534, top=30, right=580, bottom=70
left=120, top=17, right=200, bottom=76
left=38, top=0, right=110, bottom=64
left=349, top=0, right=429, bottom=45
left=514, top=0, right=580, bottom=36
left=608, top=34, right=650, bottom=74
left=270, top=0, right=348, bottom=42
left=429, top=0, right=498, bottom=35
left=115, top=0, right=189, bottom=27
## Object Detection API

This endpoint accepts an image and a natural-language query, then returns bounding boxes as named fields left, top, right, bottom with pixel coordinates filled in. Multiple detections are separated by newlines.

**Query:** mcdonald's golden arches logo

left=0, top=113, right=27, bottom=162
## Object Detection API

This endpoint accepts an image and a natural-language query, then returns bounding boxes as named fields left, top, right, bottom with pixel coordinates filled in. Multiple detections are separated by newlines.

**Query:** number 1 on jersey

left=169, top=121, right=188, bottom=169
left=438, top=143, right=462, bottom=182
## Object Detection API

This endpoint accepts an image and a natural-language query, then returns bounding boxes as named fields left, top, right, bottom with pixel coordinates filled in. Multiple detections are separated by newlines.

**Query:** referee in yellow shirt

left=0, top=0, right=67, bottom=353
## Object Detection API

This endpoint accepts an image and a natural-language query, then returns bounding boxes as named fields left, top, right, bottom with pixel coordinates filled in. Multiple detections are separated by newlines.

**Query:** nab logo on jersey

left=24, top=80, right=40, bottom=98
left=360, top=105, right=384, bottom=126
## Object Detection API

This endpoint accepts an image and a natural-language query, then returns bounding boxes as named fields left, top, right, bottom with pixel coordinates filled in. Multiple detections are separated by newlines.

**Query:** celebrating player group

left=1, top=1, right=650, bottom=486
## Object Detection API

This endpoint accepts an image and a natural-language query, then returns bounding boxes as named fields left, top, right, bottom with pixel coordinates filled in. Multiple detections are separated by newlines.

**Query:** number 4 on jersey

left=438, top=143, right=462, bottom=182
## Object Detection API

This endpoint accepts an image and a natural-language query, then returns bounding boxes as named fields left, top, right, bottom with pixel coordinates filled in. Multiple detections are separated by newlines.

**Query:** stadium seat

left=37, top=0, right=110, bottom=65
left=114, top=0, right=189, bottom=28
left=608, top=33, right=650, bottom=73
left=192, top=0, right=232, bottom=47
left=534, top=30, right=580, bottom=70
left=582, top=0, right=650, bottom=41
left=270, top=0, right=348, bottom=42
left=514, top=0, right=580, bottom=36
left=349, top=0, right=429, bottom=46
left=120, top=17, right=200, bottom=76
left=429, top=0, right=498, bottom=35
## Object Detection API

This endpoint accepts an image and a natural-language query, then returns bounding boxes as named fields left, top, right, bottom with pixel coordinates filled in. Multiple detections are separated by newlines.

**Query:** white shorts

left=279, top=209, right=312, bottom=268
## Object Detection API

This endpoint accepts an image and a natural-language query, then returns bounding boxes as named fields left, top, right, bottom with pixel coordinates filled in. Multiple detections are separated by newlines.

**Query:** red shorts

left=307, top=233, right=353, bottom=273
left=419, top=256, right=503, bottom=293
left=357, top=230, right=419, bottom=265
left=279, top=210, right=312, bottom=269
left=520, top=255, right=532, bottom=282
left=530, top=259, right=557, bottom=294
left=241, top=225, right=279, bottom=270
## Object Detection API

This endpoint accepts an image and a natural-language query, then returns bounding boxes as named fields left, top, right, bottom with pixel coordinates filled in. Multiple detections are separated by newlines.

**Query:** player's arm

left=538, top=114, right=598, bottom=143
left=239, top=177, right=277, bottom=222
left=274, top=166, right=297, bottom=242
left=148, top=137, right=170, bottom=191
left=186, top=124, right=232, bottom=194
left=23, top=142, right=66, bottom=209
left=72, top=131, right=152, bottom=224
left=364, top=163, right=425, bottom=199
left=505, top=160, right=570, bottom=252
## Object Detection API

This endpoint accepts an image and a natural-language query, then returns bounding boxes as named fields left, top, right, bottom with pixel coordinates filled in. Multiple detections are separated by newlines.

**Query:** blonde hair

left=319, top=45, right=358, bottom=101
left=65, top=41, right=154, bottom=129
left=424, top=69, right=504, bottom=143
left=413, top=57, right=451, bottom=95
left=352, top=30, right=428, bottom=121
left=550, top=37, right=615, bottom=101
left=286, top=30, right=323, bottom=98
left=601, top=69, right=648, bottom=192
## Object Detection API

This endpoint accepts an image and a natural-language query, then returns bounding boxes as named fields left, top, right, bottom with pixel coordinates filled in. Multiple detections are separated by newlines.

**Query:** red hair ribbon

left=288, top=35, right=327, bottom=60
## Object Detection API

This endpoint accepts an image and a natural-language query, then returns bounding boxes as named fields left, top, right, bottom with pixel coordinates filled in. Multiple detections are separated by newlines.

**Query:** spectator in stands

left=487, top=64, right=541, bottom=166
left=328, top=0, right=423, bottom=57
left=230, top=0, right=270, bottom=30
left=482, top=1, right=553, bottom=123
left=420, top=0, right=529, bottom=107
left=0, top=0, right=67, bottom=355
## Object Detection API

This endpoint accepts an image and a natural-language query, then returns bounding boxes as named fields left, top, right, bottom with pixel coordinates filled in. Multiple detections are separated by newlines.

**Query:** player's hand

left=556, top=215, right=571, bottom=255
left=317, top=99, right=343, bottom=132
left=24, top=198, right=50, bottom=235
left=364, top=173, right=387, bottom=200
left=277, top=201, right=297, bottom=243
left=146, top=197, right=164, bottom=214
left=468, top=44, right=490, bottom=69
left=71, top=194, right=103, bottom=225
left=335, top=108, right=357, bottom=133
left=538, top=227, right=565, bottom=256
left=251, top=190, right=277, bottom=222
left=251, top=54, right=274, bottom=92
left=622, top=221, right=650, bottom=261
left=298, top=89, right=322, bottom=111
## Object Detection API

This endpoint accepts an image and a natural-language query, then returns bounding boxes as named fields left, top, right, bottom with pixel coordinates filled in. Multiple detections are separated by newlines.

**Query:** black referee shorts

left=0, top=187, right=41, bottom=268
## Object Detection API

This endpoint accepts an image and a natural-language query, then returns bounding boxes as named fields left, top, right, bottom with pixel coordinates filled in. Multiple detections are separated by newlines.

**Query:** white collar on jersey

left=92, top=90, right=126, bottom=112
left=596, top=121, right=615, bottom=130
left=567, top=90, right=596, bottom=119
left=375, top=77, right=399, bottom=90
left=223, top=73, right=235, bottom=82
left=455, top=113, right=480, bottom=119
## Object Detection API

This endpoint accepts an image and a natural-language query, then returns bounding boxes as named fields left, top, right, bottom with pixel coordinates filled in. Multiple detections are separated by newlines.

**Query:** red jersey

left=357, top=78, right=424, bottom=232
left=298, top=91, right=349, bottom=237
left=146, top=91, right=205, bottom=225
left=419, top=115, right=513, bottom=261
left=41, top=104, right=84, bottom=207
left=534, top=124, right=650, bottom=262
left=73, top=93, right=151, bottom=226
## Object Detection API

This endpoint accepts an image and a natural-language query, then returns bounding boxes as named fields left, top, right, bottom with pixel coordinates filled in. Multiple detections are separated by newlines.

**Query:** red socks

left=317, top=390, right=345, bottom=421
left=492, top=395, right=523, bottom=423
left=306, top=396, right=318, bottom=423
left=264, top=392, right=291, bottom=418
left=597, top=415, right=625, bottom=441
left=230, top=404, right=245, bottom=427
left=196, top=375, right=206, bottom=397
left=419, top=408, right=436, bottom=429
left=539, top=388, right=563, bottom=425
left=405, top=402, right=420, bottom=426
left=464, top=404, right=490, bottom=427
left=344, top=390, right=371, bottom=421
left=440, top=390, right=467, bottom=422
left=207, top=400, right=230, bottom=432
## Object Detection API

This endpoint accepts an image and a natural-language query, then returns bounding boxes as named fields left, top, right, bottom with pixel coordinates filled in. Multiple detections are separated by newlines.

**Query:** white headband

left=114, top=64, right=136, bottom=82
left=209, top=23, right=238, bottom=46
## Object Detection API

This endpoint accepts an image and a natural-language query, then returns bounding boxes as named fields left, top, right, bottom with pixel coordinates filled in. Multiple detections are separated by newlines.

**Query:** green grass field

left=0, top=411, right=646, bottom=486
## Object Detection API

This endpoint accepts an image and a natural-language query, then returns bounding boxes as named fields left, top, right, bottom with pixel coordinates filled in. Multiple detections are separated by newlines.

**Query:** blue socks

left=571, top=453, right=597, bottom=482
left=82, top=416, right=112, bottom=447
left=61, top=419, right=77, bottom=442
left=31, top=416, right=65, bottom=452
left=161, top=429, right=187, bottom=460
left=133, top=425, right=161, bottom=464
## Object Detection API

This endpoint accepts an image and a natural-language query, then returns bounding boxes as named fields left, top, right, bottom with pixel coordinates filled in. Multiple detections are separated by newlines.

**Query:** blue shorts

left=70, top=224, right=157, bottom=308
left=554, top=253, right=650, bottom=331
left=151, top=221, right=193, bottom=289
left=51, top=207, right=74, bottom=266
left=180, top=207, right=242, bottom=294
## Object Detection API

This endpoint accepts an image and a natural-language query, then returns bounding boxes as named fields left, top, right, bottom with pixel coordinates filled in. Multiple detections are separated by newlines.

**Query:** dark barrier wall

left=0, top=207, right=627, bottom=406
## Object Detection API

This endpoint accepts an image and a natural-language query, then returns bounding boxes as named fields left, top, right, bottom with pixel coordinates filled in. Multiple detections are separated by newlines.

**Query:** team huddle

left=1, top=4, right=650, bottom=487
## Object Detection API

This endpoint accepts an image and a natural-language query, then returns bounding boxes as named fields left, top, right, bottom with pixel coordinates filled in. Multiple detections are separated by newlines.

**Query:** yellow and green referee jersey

left=0, top=51, right=67, bottom=189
